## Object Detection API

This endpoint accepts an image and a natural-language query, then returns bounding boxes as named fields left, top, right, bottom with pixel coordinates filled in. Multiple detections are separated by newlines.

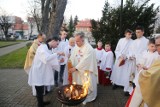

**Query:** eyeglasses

left=155, top=44, right=160, bottom=47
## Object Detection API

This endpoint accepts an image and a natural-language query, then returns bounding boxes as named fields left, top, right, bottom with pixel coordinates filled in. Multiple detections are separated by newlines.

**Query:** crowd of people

left=24, top=25, right=160, bottom=107
left=95, top=26, right=160, bottom=107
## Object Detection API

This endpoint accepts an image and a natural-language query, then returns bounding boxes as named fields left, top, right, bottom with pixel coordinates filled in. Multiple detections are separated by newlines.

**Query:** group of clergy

left=24, top=31, right=98, bottom=107
left=95, top=26, right=160, bottom=107
left=24, top=25, right=160, bottom=107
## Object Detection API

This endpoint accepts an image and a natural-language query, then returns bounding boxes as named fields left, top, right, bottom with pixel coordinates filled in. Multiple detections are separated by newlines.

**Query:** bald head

left=37, top=33, right=46, bottom=43
left=74, top=32, right=85, bottom=47
left=69, top=37, right=75, bottom=47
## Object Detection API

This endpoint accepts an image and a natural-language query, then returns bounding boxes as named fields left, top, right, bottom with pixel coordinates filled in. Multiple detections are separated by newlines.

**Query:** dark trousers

left=35, top=86, right=44, bottom=107
left=54, top=64, right=66, bottom=83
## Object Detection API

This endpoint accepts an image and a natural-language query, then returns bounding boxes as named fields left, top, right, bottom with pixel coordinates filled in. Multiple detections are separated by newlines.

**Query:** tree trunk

left=47, top=0, right=67, bottom=39
left=41, top=0, right=51, bottom=34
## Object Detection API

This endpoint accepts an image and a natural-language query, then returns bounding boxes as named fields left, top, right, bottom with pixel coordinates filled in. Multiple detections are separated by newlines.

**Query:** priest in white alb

left=28, top=37, right=61, bottom=107
left=69, top=32, right=98, bottom=105
left=24, top=33, right=46, bottom=96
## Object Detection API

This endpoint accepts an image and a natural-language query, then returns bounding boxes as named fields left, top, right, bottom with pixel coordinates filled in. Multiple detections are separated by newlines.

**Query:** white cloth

left=140, top=51, right=159, bottom=68
left=63, top=45, right=75, bottom=85
left=110, top=38, right=133, bottom=88
left=70, top=42, right=98, bottom=103
left=128, top=36, right=149, bottom=64
left=94, top=48, right=104, bottom=66
left=134, top=51, right=159, bottom=87
left=100, top=51, right=114, bottom=71
left=32, top=86, right=36, bottom=96
left=53, top=39, right=69, bottom=65
left=28, top=44, right=60, bottom=86
left=128, top=36, right=149, bottom=85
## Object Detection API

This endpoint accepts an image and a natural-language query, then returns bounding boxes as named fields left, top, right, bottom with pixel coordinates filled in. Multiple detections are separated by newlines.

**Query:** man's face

left=97, top=42, right=102, bottom=48
left=51, top=40, right=59, bottom=48
left=61, top=31, right=67, bottom=39
left=125, top=32, right=132, bottom=39
left=38, top=35, right=46, bottom=43
left=148, top=43, right=156, bottom=53
left=69, top=41, right=75, bottom=47
left=75, top=35, right=84, bottom=47
left=135, top=30, right=144, bottom=38
left=155, top=38, right=160, bottom=54
left=105, top=44, right=111, bottom=51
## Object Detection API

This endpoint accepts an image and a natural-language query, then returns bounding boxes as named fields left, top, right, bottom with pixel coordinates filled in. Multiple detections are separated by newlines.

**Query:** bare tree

left=28, top=0, right=67, bottom=38
left=27, top=0, right=42, bottom=33
left=0, top=8, right=12, bottom=40
left=27, top=17, right=34, bottom=37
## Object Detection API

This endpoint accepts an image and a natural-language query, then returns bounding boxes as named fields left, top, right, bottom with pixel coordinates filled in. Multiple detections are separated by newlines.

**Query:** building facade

left=75, top=19, right=95, bottom=45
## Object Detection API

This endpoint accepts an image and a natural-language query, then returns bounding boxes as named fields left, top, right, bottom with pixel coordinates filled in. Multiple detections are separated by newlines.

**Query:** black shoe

left=124, top=92, right=130, bottom=96
left=112, top=84, right=118, bottom=90
left=132, top=83, right=136, bottom=89
left=43, top=101, right=50, bottom=105
left=45, top=90, right=49, bottom=95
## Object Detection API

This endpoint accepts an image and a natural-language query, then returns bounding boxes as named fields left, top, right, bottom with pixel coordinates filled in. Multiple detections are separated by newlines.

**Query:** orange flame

left=64, top=71, right=90, bottom=100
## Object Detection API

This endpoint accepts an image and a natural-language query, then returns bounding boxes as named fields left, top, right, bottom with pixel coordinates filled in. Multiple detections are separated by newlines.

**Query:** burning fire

left=64, top=72, right=90, bottom=100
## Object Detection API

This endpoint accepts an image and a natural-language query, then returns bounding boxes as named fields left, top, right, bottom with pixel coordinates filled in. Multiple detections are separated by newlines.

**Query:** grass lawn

left=0, top=46, right=28, bottom=68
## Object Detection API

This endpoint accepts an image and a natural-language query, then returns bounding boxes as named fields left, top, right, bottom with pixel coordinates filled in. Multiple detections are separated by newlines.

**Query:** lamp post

left=120, top=0, right=123, bottom=38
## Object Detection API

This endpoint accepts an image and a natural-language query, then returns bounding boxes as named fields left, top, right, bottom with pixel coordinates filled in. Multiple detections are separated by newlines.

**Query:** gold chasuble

left=139, top=60, right=160, bottom=107
left=24, top=39, right=40, bottom=74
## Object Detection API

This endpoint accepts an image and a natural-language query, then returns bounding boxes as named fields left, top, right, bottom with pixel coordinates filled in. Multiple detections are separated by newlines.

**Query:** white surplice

left=134, top=51, right=159, bottom=88
left=56, top=39, right=69, bottom=65
left=128, top=36, right=149, bottom=85
left=28, top=44, right=60, bottom=86
left=63, top=45, right=75, bottom=85
left=70, top=42, right=98, bottom=104
left=140, top=51, right=159, bottom=68
left=94, top=48, right=105, bottom=66
left=100, top=50, right=114, bottom=71
left=110, top=38, right=133, bottom=89
left=128, top=36, right=149, bottom=65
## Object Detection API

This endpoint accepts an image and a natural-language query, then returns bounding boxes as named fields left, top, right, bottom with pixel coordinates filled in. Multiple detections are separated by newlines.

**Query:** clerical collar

left=105, top=49, right=111, bottom=52
left=125, top=37, right=131, bottom=40
left=97, top=47, right=103, bottom=50
left=61, top=38, right=66, bottom=42
left=47, top=43, right=52, bottom=50
left=137, top=36, right=144, bottom=39
left=69, top=45, right=74, bottom=49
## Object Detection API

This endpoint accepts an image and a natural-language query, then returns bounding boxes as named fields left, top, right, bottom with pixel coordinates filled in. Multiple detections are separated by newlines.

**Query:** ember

left=57, top=84, right=88, bottom=106
left=56, top=72, right=90, bottom=106
left=64, top=84, right=85, bottom=100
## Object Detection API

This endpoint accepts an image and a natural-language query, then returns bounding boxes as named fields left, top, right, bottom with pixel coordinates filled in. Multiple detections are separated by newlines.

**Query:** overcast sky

left=0, top=0, right=159, bottom=21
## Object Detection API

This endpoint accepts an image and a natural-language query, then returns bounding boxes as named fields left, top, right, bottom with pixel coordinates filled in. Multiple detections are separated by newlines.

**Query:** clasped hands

left=57, top=52, right=65, bottom=56
left=69, top=67, right=77, bottom=73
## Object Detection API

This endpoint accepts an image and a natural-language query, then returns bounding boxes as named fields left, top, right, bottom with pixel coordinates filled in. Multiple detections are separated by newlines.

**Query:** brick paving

left=0, top=69, right=129, bottom=107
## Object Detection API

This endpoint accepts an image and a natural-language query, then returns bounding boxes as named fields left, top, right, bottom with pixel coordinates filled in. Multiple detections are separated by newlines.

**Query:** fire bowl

left=56, top=84, right=87, bottom=106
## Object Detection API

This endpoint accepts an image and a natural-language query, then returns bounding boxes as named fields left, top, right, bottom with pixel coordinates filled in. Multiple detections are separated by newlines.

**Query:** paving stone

left=0, top=69, right=129, bottom=107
